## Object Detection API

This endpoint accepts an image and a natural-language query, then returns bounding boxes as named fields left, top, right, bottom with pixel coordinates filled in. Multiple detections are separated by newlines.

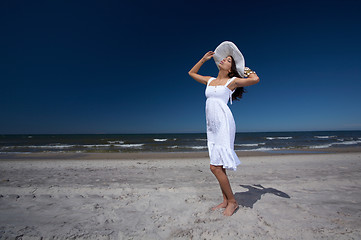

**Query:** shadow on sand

left=234, top=184, right=290, bottom=208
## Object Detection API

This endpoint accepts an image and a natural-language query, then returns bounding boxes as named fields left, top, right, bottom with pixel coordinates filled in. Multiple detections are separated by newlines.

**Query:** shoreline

left=1, top=146, right=361, bottom=161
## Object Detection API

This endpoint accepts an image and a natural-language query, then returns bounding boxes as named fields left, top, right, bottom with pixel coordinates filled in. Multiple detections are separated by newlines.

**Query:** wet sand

left=1, top=146, right=361, bottom=161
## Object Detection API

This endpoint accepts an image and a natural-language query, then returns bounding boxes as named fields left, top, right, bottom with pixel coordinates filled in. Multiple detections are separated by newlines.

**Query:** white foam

left=83, top=144, right=112, bottom=148
left=0, top=152, right=32, bottom=154
left=1, top=146, right=12, bottom=149
left=154, top=139, right=167, bottom=142
left=118, top=144, right=144, bottom=148
left=190, top=146, right=208, bottom=149
left=84, top=143, right=144, bottom=148
left=195, top=138, right=207, bottom=141
left=83, top=143, right=144, bottom=148
left=242, top=147, right=283, bottom=151
left=180, top=145, right=207, bottom=150
left=4, top=144, right=75, bottom=149
left=314, top=135, right=337, bottom=139
left=266, top=137, right=292, bottom=140
left=309, top=144, right=333, bottom=149
left=332, top=140, right=361, bottom=145
left=309, top=140, right=361, bottom=149
left=88, top=144, right=143, bottom=148
left=48, top=144, right=74, bottom=148
left=235, top=143, right=266, bottom=147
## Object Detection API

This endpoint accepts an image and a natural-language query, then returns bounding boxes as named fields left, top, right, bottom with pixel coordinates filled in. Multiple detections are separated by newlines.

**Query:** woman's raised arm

left=234, top=73, right=260, bottom=87
left=188, top=51, right=214, bottom=85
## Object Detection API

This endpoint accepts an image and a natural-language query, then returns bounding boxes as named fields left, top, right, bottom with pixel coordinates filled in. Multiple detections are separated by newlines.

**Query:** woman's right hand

left=202, top=51, right=215, bottom=61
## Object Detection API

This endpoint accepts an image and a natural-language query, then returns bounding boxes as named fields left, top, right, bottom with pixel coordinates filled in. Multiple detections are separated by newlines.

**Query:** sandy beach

left=1, top=151, right=361, bottom=239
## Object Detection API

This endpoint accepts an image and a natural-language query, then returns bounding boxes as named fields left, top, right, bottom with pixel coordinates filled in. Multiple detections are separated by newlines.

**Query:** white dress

left=205, top=77, right=241, bottom=171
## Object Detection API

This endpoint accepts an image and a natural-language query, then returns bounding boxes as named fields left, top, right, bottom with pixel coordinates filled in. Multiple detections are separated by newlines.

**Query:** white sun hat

left=213, top=41, right=245, bottom=78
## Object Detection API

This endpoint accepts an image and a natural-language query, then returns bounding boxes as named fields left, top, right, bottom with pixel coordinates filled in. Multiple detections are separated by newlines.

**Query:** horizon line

left=1, top=129, right=361, bottom=135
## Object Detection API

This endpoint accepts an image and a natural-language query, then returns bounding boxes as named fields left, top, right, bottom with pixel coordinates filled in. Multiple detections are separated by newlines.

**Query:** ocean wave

left=235, top=143, right=266, bottom=147
left=117, top=144, right=144, bottom=148
left=1, top=144, right=75, bottom=149
left=83, top=144, right=112, bottom=147
left=242, top=147, right=283, bottom=151
left=167, top=145, right=207, bottom=150
left=154, top=139, right=168, bottom=142
left=309, top=140, right=361, bottom=149
left=309, top=144, right=333, bottom=149
left=181, top=146, right=208, bottom=149
left=107, top=141, right=124, bottom=144
left=167, top=145, right=178, bottom=149
left=1, top=146, right=12, bottom=149
left=0, top=151, right=32, bottom=154
left=195, top=138, right=207, bottom=141
left=189, top=146, right=208, bottom=149
left=314, top=135, right=337, bottom=139
left=83, top=143, right=144, bottom=148
left=333, top=140, right=361, bottom=145
left=266, top=137, right=292, bottom=140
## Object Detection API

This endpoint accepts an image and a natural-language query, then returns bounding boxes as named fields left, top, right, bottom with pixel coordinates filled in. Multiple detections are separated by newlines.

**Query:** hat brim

left=213, top=41, right=245, bottom=78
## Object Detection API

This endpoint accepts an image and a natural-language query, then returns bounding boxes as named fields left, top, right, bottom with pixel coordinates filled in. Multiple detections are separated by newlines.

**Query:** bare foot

left=223, top=202, right=239, bottom=216
left=211, top=202, right=227, bottom=211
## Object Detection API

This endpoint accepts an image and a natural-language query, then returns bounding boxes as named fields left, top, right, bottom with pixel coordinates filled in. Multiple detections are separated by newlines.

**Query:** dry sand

left=0, top=152, right=361, bottom=239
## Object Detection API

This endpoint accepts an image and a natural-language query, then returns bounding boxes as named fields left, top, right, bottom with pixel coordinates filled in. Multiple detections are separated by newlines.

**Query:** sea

left=1, top=130, right=361, bottom=154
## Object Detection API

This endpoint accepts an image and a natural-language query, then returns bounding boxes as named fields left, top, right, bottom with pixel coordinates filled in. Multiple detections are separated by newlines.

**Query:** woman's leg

left=210, top=165, right=239, bottom=216
left=211, top=167, right=228, bottom=210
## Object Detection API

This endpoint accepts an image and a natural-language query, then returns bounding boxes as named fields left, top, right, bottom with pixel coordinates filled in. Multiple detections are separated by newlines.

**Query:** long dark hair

left=228, top=56, right=247, bottom=101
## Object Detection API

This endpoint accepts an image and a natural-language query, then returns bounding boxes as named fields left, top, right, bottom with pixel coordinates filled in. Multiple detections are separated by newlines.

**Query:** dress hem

left=208, top=143, right=241, bottom=171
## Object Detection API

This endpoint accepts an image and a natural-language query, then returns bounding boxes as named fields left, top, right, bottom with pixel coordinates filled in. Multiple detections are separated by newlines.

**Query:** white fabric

left=224, top=78, right=236, bottom=105
left=213, top=41, right=245, bottom=78
left=205, top=77, right=241, bottom=171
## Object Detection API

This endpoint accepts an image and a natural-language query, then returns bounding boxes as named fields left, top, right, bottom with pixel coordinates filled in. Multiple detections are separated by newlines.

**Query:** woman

left=188, top=41, right=260, bottom=216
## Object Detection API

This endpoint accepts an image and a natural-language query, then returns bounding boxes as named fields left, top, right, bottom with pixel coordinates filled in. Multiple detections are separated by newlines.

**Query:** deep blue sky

left=1, top=0, right=361, bottom=134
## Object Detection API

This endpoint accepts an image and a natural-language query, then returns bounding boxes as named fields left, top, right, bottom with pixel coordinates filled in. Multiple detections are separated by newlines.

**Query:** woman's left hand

left=202, top=51, right=215, bottom=61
